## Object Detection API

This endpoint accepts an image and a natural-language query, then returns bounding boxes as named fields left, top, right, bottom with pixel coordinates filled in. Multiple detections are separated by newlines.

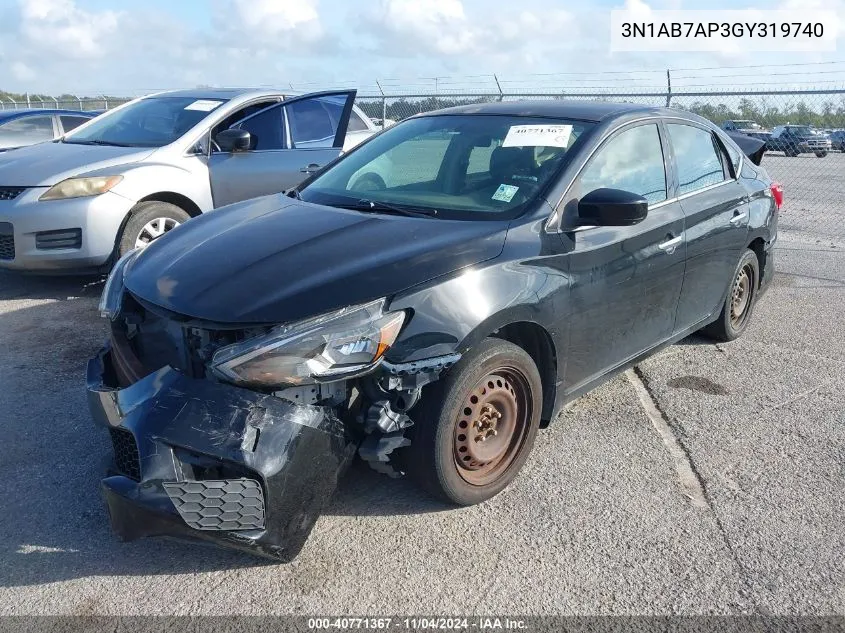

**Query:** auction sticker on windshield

left=492, top=184, right=519, bottom=202
left=503, top=124, right=573, bottom=148
left=184, top=99, right=224, bottom=112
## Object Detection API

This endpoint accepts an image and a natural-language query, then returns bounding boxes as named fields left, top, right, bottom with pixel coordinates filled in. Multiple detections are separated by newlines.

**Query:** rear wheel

left=405, top=338, right=542, bottom=505
left=118, top=201, right=191, bottom=256
left=815, top=151, right=828, bottom=158
left=701, top=249, right=760, bottom=342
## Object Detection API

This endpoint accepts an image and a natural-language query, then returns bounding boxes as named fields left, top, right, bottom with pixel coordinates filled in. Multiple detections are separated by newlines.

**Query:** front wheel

left=701, top=249, right=760, bottom=342
left=118, top=201, right=191, bottom=257
left=404, top=338, right=542, bottom=506
left=815, top=151, right=828, bottom=158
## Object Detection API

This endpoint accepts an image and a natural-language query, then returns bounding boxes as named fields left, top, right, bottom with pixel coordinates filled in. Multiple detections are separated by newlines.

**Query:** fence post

left=51, top=96, right=58, bottom=108
left=6, top=97, right=15, bottom=110
left=26, top=92, right=31, bottom=108
left=377, top=80, right=386, bottom=123
left=666, top=69, right=672, bottom=107
left=101, top=95, right=109, bottom=110
left=76, top=95, right=82, bottom=110
left=494, top=74, right=503, bottom=102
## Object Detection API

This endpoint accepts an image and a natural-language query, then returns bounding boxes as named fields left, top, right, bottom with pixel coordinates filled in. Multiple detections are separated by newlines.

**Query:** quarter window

left=579, top=124, right=667, bottom=204
left=666, top=124, right=727, bottom=195
left=347, top=110, right=369, bottom=132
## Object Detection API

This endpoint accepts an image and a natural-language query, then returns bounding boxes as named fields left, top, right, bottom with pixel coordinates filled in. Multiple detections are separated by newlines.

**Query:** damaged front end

left=88, top=270, right=457, bottom=560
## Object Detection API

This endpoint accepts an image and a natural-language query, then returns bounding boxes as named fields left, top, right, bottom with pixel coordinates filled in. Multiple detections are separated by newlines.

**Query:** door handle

left=658, top=235, right=683, bottom=254
left=300, top=163, right=321, bottom=173
left=730, top=211, right=749, bottom=226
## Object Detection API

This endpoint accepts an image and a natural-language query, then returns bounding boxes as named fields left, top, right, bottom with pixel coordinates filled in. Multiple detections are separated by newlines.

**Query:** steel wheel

left=135, top=217, right=180, bottom=248
left=730, top=262, right=754, bottom=329
left=453, top=368, right=532, bottom=487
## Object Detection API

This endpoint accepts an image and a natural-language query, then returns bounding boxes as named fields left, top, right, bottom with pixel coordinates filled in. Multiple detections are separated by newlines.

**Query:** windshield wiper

left=62, top=139, right=133, bottom=147
left=341, top=199, right=439, bottom=218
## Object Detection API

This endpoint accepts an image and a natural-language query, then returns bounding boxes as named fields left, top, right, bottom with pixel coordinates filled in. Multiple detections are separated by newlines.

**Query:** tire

left=815, top=151, right=827, bottom=158
left=118, top=201, right=191, bottom=256
left=404, top=338, right=543, bottom=506
left=701, top=249, right=760, bottom=342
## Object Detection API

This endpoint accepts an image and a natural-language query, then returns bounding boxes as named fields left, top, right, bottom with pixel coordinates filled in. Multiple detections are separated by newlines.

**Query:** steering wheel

left=350, top=173, right=387, bottom=192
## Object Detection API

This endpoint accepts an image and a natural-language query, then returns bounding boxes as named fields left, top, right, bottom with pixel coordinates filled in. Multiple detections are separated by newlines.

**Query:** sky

left=0, top=0, right=844, bottom=97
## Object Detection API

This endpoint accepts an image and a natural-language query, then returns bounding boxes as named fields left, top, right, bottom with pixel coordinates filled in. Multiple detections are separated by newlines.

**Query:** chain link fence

left=1, top=87, right=841, bottom=241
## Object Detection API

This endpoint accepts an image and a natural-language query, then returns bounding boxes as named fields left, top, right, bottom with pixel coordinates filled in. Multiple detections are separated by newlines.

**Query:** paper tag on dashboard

left=492, top=184, right=519, bottom=202
left=502, top=124, right=573, bottom=148
left=184, top=100, right=223, bottom=112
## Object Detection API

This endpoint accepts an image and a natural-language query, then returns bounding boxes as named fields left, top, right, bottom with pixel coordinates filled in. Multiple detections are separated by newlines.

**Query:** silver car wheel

left=135, top=217, right=180, bottom=248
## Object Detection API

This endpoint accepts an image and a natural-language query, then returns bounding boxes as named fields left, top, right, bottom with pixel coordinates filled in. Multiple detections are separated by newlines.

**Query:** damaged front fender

left=87, top=346, right=358, bottom=561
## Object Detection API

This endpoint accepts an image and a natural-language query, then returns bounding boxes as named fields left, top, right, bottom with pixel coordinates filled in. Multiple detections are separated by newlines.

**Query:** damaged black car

left=88, top=101, right=780, bottom=561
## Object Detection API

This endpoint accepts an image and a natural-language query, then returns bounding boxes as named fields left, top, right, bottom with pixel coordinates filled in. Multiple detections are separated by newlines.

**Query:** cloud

left=227, top=0, right=323, bottom=42
left=18, top=0, right=120, bottom=59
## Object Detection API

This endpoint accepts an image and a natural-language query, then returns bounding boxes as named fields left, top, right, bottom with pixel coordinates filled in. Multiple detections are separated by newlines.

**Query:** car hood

left=0, top=141, right=154, bottom=186
left=125, top=197, right=508, bottom=324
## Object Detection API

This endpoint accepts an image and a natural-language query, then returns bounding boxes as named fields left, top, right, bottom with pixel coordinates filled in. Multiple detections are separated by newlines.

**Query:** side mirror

left=577, top=188, right=648, bottom=227
left=216, top=128, right=251, bottom=152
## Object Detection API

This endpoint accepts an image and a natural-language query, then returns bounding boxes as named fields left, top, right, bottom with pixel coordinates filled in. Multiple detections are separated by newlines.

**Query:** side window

left=234, top=106, right=284, bottom=150
left=347, top=110, right=369, bottom=132
left=285, top=95, right=346, bottom=148
left=578, top=124, right=667, bottom=204
left=60, top=115, right=90, bottom=133
left=666, top=124, right=727, bottom=195
left=467, top=139, right=500, bottom=174
left=0, top=115, right=54, bottom=141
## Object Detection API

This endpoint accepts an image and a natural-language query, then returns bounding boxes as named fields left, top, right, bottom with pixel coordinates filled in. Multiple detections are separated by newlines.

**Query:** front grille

left=163, top=479, right=265, bottom=531
left=0, top=223, right=13, bottom=260
left=0, top=187, right=26, bottom=201
left=35, top=228, right=81, bottom=250
left=108, top=427, right=141, bottom=481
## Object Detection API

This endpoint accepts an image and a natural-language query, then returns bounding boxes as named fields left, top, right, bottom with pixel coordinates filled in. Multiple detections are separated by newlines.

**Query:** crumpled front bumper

left=86, top=346, right=357, bottom=561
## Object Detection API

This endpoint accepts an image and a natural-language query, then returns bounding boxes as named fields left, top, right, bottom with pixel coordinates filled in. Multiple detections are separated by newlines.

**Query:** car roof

left=143, top=88, right=295, bottom=100
left=0, top=108, right=95, bottom=121
left=418, top=100, right=670, bottom=123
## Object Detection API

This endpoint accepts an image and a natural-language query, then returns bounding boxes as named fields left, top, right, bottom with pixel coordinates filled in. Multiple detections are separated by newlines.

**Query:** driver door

left=208, top=90, right=357, bottom=207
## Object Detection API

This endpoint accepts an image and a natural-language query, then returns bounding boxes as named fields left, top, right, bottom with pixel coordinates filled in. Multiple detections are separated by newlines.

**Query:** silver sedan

left=0, top=88, right=375, bottom=272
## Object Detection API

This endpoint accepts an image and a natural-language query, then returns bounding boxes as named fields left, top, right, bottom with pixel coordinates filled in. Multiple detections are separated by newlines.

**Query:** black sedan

left=88, top=100, right=781, bottom=561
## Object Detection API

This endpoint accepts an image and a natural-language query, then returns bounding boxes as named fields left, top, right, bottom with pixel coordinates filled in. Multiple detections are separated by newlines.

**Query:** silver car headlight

left=210, top=298, right=405, bottom=388
left=98, top=248, right=141, bottom=320
left=40, top=176, right=123, bottom=201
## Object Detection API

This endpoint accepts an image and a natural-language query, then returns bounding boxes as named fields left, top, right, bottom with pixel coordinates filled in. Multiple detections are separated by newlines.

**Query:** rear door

left=208, top=90, right=357, bottom=207
left=665, top=122, right=750, bottom=331
left=560, top=121, right=687, bottom=392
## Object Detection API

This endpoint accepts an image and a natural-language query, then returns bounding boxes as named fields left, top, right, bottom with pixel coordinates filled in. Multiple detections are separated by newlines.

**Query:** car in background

left=766, top=125, right=831, bottom=157
left=0, top=88, right=376, bottom=272
left=828, top=129, right=845, bottom=151
left=88, top=100, right=780, bottom=561
left=0, top=109, right=97, bottom=152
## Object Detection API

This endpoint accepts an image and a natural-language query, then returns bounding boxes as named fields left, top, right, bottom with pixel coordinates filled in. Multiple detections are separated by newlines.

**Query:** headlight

left=98, top=248, right=140, bottom=320
left=40, top=176, right=123, bottom=201
left=210, top=299, right=405, bottom=388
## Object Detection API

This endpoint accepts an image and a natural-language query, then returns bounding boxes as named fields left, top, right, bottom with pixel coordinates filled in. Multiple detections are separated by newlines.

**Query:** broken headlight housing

left=209, top=299, right=405, bottom=389
left=98, top=247, right=141, bottom=320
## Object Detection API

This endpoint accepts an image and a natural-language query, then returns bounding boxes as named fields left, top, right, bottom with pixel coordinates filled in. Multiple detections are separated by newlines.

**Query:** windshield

left=300, top=114, right=594, bottom=220
left=64, top=96, right=227, bottom=148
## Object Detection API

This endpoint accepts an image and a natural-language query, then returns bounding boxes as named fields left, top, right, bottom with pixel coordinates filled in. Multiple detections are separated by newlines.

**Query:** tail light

left=770, top=182, right=784, bottom=210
